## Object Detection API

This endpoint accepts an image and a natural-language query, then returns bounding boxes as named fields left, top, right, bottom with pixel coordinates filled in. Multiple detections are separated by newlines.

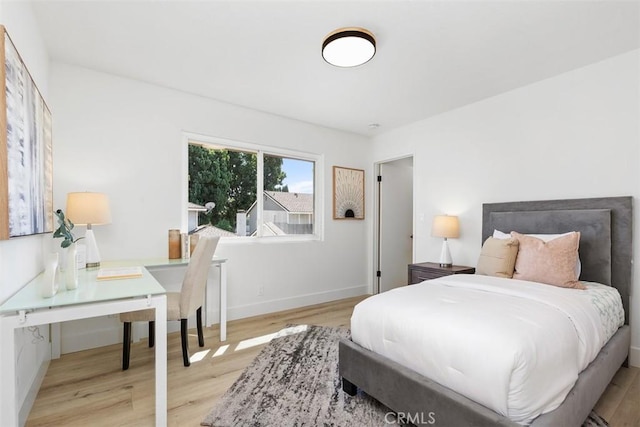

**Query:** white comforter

left=351, top=274, right=624, bottom=424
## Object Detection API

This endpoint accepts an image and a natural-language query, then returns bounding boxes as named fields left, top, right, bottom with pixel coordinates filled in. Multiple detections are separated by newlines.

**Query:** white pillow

left=493, top=229, right=582, bottom=277
left=494, top=229, right=573, bottom=242
left=493, top=229, right=511, bottom=240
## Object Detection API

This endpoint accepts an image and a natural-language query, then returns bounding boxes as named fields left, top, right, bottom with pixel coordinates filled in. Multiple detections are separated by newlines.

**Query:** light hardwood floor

left=26, top=295, right=639, bottom=426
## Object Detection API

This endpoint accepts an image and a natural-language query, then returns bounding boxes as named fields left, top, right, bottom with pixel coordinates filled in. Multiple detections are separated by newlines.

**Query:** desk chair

left=119, top=236, right=220, bottom=370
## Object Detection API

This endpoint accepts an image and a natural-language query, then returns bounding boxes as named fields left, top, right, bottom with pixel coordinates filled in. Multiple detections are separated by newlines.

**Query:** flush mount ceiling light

left=322, top=27, right=376, bottom=67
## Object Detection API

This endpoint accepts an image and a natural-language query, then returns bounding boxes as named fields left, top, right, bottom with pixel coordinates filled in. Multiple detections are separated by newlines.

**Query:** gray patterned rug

left=202, top=324, right=608, bottom=427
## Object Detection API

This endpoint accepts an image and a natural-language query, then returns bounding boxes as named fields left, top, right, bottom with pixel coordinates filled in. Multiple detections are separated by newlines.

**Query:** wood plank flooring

left=26, top=295, right=639, bottom=426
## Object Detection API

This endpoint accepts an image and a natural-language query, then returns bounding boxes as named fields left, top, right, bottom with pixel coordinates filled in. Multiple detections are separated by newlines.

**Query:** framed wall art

left=0, top=25, right=53, bottom=239
left=333, top=166, right=364, bottom=220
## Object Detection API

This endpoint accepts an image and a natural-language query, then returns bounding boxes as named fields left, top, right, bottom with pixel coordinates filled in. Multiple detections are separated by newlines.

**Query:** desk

left=48, top=257, right=227, bottom=359
left=0, top=267, right=167, bottom=426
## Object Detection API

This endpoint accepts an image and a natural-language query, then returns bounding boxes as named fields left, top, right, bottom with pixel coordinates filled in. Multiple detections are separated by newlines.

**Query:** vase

left=65, top=243, right=79, bottom=290
left=169, top=229, right=181, bottom=259
left=41, top=252, right=59, bottom=298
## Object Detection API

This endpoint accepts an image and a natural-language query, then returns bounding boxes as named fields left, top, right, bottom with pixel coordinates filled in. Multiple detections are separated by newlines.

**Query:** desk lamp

left=431, top=215, right=460, bottom=268
left=66, top=192, right=112, bottom=268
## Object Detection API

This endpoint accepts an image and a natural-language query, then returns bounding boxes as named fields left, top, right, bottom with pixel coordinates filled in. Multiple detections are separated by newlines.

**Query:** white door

left=377, top=157, right=413, bottom=293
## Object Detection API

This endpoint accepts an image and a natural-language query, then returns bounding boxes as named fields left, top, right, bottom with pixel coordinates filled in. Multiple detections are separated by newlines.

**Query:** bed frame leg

left=342, top=377, right=357, bottom=396
left=623, top=357, right=629, bottom=368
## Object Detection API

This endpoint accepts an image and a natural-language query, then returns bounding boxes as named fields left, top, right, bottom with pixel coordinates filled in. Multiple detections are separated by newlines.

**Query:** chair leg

left=148, top=321, right=155, bottom=348
left=181, top=319, right=190, bottom=367
left=196, top=307, right=204, bottom=347
left=122, top=322, right=132, bottom=371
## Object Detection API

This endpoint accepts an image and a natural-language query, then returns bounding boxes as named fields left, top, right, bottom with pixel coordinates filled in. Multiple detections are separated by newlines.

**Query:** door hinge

left=377, top=175, right=382, bottom=182
left=376, top=270, right=382, bottom=277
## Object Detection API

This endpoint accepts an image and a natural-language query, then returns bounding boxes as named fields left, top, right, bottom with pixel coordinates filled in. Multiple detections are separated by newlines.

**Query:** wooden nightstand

left=408, top=262, right=475, bottom=285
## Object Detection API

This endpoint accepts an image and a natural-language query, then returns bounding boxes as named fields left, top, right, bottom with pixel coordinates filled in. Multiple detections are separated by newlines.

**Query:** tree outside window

left=188, top=142, right=315, bottom=237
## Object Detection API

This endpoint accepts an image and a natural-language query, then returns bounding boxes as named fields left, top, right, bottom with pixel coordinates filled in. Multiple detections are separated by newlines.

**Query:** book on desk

left=97, top=266, right=143, bottom=280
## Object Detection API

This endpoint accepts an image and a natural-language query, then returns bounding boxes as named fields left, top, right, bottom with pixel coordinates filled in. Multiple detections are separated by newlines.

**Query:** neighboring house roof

left=192, top=224, right=236, bottom=237
left=264, top=191, right=313, bottom=213
left=246, top=191, right=313, bottom=215
left=188, top=202, right=207, bottom=212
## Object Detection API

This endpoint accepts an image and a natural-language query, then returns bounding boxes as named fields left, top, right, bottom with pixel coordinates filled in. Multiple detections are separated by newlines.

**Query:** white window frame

left=182, top=131, right=324, bottom=242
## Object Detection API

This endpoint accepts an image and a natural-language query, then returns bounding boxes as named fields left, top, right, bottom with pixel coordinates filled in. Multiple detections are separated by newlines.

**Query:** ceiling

left=30, top=1, right=640, bottom=136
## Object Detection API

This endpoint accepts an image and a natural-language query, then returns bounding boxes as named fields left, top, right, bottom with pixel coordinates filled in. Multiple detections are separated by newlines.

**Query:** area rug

left=202, top=324, right=608, bottom=427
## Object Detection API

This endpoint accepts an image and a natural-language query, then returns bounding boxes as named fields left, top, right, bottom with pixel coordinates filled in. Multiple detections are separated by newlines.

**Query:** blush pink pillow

left=511, top=231, right=585, bottom=290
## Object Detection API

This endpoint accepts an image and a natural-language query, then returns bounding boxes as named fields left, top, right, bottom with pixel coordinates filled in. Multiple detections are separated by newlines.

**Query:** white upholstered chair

left=119, top=236, right=220, bottom=370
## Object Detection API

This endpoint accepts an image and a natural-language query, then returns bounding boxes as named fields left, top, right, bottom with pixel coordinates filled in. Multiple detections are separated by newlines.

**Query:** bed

left=339, top=197, right=632, bottom=426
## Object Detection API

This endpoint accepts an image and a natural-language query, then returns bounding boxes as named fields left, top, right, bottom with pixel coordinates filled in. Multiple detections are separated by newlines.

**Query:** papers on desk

left=97, top=266, right=143, bottom=281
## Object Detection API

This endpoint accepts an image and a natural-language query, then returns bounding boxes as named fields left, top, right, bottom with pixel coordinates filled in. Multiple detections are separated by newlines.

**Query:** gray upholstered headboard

left=482, top=197, right=632, bottom=324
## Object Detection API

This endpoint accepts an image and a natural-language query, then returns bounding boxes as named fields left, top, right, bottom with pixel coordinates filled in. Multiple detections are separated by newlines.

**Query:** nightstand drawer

left=411, top=270, right=448, bottom=283
left=408, top=262, right=475, bottom=285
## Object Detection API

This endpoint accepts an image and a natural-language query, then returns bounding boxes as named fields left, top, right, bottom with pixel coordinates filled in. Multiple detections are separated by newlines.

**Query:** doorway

left=375, top=156, right=414, bottom=293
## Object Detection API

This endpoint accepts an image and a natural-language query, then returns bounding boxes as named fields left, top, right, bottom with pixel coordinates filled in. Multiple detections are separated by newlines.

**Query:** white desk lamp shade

left=431, top=215, right=460, bottom=267
left=66, top=192, right=112, bottom=268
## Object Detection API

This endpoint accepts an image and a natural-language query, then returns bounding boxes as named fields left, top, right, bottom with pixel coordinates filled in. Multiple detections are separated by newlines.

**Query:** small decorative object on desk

left=64, top=243, right=79, bottom=289
left=169, top=229, right=181, bottom=259
left=41, top=252, right=59, bottom=298
left=181, top=232, right=190, bottom=260
left=53, top=209, right=83, bottom=290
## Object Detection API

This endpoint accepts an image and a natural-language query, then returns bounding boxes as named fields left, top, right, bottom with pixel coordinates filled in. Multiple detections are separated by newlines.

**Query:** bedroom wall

left=0, top=1, right=53, bottom=422
left=372, top=49, right=640, bottom=366
left=49, top=62, right=373, bottom=352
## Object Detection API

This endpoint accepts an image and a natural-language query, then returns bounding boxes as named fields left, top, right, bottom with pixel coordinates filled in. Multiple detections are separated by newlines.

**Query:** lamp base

left=439, top=238, right=453, bottom=268
left=84, top=228, right=102, bottom=269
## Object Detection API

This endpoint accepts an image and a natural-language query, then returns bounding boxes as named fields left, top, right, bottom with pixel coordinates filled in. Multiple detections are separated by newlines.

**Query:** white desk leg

left=220, top=262, right=227, bottom=342
left=154, top=295, right=167, bottom=427
left=205, top=268, right=214, bottom=328
left=0, top=316, right=18, bottom=426
left=51, top=322, right=61, bottom=359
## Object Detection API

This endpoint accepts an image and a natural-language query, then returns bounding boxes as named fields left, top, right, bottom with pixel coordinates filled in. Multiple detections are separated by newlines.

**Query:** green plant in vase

left=53, top=209, right=83, bottom=247
left=54, top=209, right=84, bottom=290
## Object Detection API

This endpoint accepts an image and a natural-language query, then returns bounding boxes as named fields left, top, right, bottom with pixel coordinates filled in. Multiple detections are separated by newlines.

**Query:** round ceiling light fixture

left=322, top=27, right=376, bottom=68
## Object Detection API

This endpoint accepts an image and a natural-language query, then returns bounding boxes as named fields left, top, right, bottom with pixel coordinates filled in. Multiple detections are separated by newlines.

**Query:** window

left=186, top=135, right=321, bottom=239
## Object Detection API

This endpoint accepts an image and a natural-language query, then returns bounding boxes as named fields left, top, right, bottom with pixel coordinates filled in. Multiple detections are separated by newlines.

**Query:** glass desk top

left=0, top=266, right=165, bottom=314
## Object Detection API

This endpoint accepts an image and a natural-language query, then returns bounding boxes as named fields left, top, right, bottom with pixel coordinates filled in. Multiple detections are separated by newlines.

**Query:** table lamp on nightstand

left=431, top=215, right=460, bottom=268
left=66, top=192, right=112, bottom=268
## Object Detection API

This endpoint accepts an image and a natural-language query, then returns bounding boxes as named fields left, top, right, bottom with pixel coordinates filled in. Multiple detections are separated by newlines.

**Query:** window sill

left=218, top=234, right=323, bottom=244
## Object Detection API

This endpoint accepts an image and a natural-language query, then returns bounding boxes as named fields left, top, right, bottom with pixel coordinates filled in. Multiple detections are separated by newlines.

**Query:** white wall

left=373, top=50, right=640, bottom=365
left=0, top=1, right=53, bottom=423
left=50, top=63, right=373, bottom=351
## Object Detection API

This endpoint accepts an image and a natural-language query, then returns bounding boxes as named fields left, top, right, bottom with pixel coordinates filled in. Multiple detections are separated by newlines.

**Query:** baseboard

left=227, top=285, right=369, bottom=321
left=629, top=345, right=640, bottom=367
left=61, top=324, right=122, bottom=354
left=19, top=358, right=50, bottom=426
left=58, top=285, right=370, bottom=354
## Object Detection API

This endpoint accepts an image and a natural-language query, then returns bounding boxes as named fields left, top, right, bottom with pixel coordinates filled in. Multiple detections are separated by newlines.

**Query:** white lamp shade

left=322, top=28, right=376, bottom=67
left=431, top=215, right=460, bottom=239
left=66, top=192, right=112, bottom=225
